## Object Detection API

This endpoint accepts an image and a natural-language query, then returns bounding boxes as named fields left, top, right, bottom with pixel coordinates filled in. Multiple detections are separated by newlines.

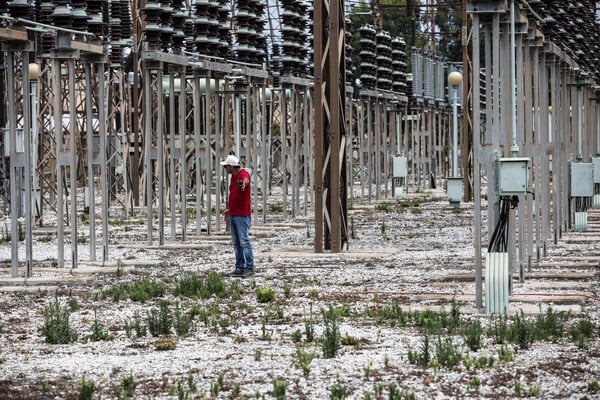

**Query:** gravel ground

left=0, top=188, right=599, bottom=399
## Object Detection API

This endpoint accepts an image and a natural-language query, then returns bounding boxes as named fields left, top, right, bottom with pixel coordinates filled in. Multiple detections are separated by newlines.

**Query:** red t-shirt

left=228, top=168, right=251, bottom=216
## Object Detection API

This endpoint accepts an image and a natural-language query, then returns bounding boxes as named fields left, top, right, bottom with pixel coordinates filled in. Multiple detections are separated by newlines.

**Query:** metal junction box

left=570, top=163, right=593, bottom=197
left=392, top=156, right=408, bottom=178
left=447, top=177, right=463, bottom=205
left=592, top=157, right=600, bottom=184
left=499, top=157, right=529, bottom=195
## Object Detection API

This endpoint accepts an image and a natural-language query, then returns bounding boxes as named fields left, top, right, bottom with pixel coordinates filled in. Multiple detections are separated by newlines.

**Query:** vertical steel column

left=157, top=69, right=165, bottom=245
left=462, top=0, right=472, bottom=201
left=205, top=74, right=213, bottom=234
left=143, top=66, right=155, bottom=245
left=471, top=13, right=482, bottom=309
left=358, top=101, right=366, bottom=201
left=260, top=85, right=269, bottom=223
left=179, top=73, right=188, bottom=241
left=538, top=53, right=550, bottom=257
left=5, top=48, right=33, bottom=277
left=367, top=99, right=373, bottom=201
left=52, top=58, right=66, bottom=266
left=67, top=59, right=78, bottom=269
left=168, top=73, right=177, bottom=240
left=313, top=0, right=348, bottom=252
left=84, top=64, right=96, bottom=261
left=281, top=88, right=289, bottom=218
left=192, top=74, right=203, bottom=237
left=374, top=99, right=381, bottom=199
left=97, top=63, right=109, bottom=261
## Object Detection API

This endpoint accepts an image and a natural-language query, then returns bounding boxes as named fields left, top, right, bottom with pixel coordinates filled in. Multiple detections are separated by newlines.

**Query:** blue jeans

left=230, top=216, right=254, bottom=270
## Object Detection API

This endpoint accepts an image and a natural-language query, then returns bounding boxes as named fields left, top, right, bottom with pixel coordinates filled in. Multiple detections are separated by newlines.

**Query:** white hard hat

left=220, top=155, right=240, bottom=167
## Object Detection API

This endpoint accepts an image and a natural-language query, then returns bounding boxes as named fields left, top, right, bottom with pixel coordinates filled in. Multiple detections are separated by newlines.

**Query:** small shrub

left=273, top=379, right=287, bottom=400
left=508, top=311, right=533, bottom=350
left=462, top=319, right=483, bottom=351
left=173, top=303, right=192, bottom=337
left=408, top=334, right=430, bottom=367
left=256, top=283, right=276, bottom=303
left=88, top=309, right=109, bottom=342
left=292, top=347, right=316, bottom=378
left=322, top=306, right=341, bottom=359
left=147, top=300, right=173, bottom=337
left=330, top=382, right=347, bottom=399
left=434, top=336, right=462, bottom=369
left=571, top=318, right=596, bottom=349
left=78, top=376, right=95, bottom=400
left=121, top=372, right=138, bottom=398
left=154, top=335, right=177, bottom=351
left=41, top=298, right=78, bottom=344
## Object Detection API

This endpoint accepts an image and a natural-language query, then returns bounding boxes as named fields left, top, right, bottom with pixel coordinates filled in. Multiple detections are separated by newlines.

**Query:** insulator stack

left=235, top=0, right=266, bottom=65
left=532, top=0, right=600, bottom=81
left=271, top=42, right=281, bottom=87
left=184, top=15, right=195, bottom=54
left=392, top=37, right=407, bottom=95
left=0, top=0, right=9, bottom=17
left=159, top=0, right=174, bottom=52
left=142, top=0, right=163, bottom=49
left=305, top=1, right=313, bottom=75
left=411, top=47, right=423, bottom=104
left=358, top=24, right=376, bottom=91
left=434, top=57, right=444, bottom=104
left=345, top=18, right=354, bottom=88
left=194, top=0, right=220, bottom=56
left=171, top=0, right=186, bottom=53
left=8, top=0, right=33, bottom=19
left=109, top=2, right=122, bottom=63
left=36, top=1, right=55, bottom=54
left=281, top=0, right=308, bottom=76
left=375, top=30, right=392, bottom=91
left=217, top=0, right=231, bottom=59
left=87, top=0, right=108, bottom=38
left=119, top=0, right=132, bottom=38
left=423, top=51, right=433, bottom=103
left=71, top=0, right=88, bottom=32
left=51, top=0, right=73, bottom=29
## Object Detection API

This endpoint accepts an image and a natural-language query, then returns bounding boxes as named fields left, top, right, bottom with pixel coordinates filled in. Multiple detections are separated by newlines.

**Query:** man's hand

left=223, top=210, right=229, bottom=223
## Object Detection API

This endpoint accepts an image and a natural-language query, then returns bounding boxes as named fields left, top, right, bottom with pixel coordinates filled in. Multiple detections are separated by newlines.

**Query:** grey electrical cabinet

left=499, top=158, right=529, bottom=195
left=570, top=163, right=593, bottom=197
left=393, top=156, right=408, bottom=178
left=592, top=157, right=600, bottom=184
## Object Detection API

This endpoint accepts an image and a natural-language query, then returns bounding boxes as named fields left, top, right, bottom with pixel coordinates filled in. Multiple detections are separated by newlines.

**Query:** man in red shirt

left=221, top=155, right=254, bottom=277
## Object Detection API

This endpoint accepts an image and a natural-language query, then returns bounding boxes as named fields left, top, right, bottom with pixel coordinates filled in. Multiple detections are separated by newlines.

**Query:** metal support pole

left=472, top=14, right=482, bottom=309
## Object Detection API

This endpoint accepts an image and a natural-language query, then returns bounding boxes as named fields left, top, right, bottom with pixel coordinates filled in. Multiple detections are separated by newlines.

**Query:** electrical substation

left=1, top=0, right=600, bottom=315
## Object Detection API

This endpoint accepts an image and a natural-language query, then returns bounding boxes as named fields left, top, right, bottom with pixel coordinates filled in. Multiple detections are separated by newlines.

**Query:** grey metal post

left=97, top=63, right=108, bottom=261
left=472, top=14, right=482, bottom=309
left=84, top=64, right=96, bottom=261
left=157, top=69, right=165, bottom=246
left=358, top=101, right=366, bottom=201
left=144, top=67, right=153, bottom=245
left=68, top=60, right=78, bottom=269
left=281, top=89, right=289, bottom=218
left=538, top=54, right=549, bottom=257
left=375, top=99, right=381, bottom=199
left=53, top=58, right=65, bottom=267
left=168, top=74, right=177, bottom=240
left=193, top=75, right=203, bottom=237
left=179, top=74, right=187, bottom=241
left=205, top=75, right=213, bottom=234
left=261, top=86, right=269, bottom=223
left=217, top=77, right=224, bottom=232
left=367, top=99, right=373, bottom=201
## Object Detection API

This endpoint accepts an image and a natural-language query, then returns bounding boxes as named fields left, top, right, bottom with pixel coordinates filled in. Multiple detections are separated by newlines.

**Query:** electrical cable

left=487, top=196, right=513, bottom=253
